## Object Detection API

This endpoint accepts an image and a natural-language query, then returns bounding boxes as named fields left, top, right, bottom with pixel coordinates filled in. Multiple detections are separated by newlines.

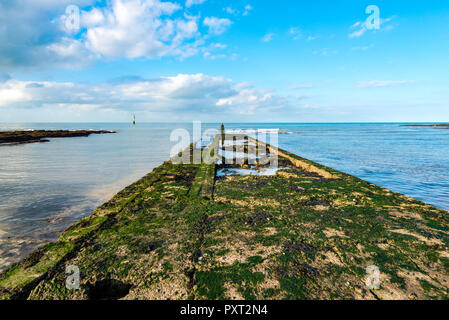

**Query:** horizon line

left=1, top=121, right=449, bottom=125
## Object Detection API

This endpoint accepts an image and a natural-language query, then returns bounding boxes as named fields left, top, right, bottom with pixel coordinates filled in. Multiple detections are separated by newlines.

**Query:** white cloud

left=203, top=17, right=232, bottom=35
left=349, top=16, right=396, bottom=38
left=223, top=4, right=252, bottom=16
left=352, top=44, right=374, bottom=51
left=0, top=74, right=300, bottom=118
left=0, top=0, right=97, bottom=69
left=349, top=28, right=367, bottom=39
left=287, top=28, right=319, bottom=42
left=243, top=5, right=253, bottom=16
left=0, top=81, right=33, bottom=106
left=210, top=43, right=227, bottom=50
left=224, top=7, right=237, bottom=15
left=186, top=0, right=207, bottom=8
left=262, top=33, right=275, bottom=42
left=289, top=27, right=302, bottom=40
left=84, top=0, right=200, bottom=59
left=0, top=0, right=231, bottom=69
left=46, top=38, right=94, bottom=60
left=350, top=21, right=362, bottom=29
left=203, top=52, right=226, bottom=60
left=313, top=48, right=338, bottom=56
left=80, top=8, right=105, bottom=27
left=202, top=42, right=228, bottom=59
left=357, top=80, right=412, bottom=88
left=307, top=35, right=319, bottom=41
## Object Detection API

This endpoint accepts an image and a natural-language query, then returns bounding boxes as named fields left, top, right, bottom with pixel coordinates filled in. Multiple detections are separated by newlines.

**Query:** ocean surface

left=1, top=122, right=449, bottom=270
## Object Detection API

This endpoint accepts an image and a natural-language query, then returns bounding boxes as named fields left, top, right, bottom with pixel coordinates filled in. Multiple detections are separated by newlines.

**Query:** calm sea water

left=1, top=122, right=448, bottom=270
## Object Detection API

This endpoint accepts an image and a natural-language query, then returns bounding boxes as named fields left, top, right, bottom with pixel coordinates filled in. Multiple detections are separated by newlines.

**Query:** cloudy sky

left=0, top=0, right=448, bottom=122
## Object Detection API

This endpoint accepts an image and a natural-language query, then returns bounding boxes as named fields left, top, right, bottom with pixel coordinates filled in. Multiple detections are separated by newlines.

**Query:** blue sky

left=0, top=0, right=448, bottom=122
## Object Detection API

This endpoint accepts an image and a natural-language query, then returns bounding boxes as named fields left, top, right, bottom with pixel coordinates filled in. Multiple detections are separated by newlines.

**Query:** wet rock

left=305, top=200, right=331, bottom=207
left=289, top=185, right=306, bottom=193
left=245, top=211, right=273, bottom=226
left=294, top=263, right=321, bottom=277
left=131, top=239, right=164, bottom=254
left=283, top=241, right=315, bottom=253
left=316, top=178, right=341, bottom=183
left=0, top=130, right=115, bottom=145
left=21, top=249, right=46, bottom=269
left=192, top=249, right=202, bottom=262
left=87, top=279, right=132, bottom=300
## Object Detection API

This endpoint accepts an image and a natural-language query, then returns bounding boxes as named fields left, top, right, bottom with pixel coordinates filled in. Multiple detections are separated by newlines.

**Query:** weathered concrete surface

left=1, top=136, right=449, bottom=300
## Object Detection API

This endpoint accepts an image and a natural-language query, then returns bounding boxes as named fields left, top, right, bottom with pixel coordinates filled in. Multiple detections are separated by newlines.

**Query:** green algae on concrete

left=1, top=135, right=449, bottom=300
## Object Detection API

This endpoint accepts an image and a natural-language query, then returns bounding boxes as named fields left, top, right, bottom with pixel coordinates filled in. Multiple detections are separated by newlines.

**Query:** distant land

left=401, top=124, right=449, bottom=128
left=0, top=130, right=116, bottom=145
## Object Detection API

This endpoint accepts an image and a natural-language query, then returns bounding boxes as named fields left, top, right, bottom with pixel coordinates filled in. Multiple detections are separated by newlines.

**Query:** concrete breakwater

left=1, top=134, right=449, bottom=300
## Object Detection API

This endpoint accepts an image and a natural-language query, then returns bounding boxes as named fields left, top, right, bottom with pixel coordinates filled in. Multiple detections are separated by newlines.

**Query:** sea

left=1, top=122, right=449, bottom=271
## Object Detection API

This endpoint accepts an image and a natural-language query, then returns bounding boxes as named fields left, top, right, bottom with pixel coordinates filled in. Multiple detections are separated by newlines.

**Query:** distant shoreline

left=0, top=130, right=116, bottom=145
left=401, top=124, right=449, bottom=129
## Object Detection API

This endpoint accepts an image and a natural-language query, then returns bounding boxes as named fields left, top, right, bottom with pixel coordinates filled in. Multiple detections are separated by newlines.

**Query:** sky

left=0, top=0, right=448, bottom=122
